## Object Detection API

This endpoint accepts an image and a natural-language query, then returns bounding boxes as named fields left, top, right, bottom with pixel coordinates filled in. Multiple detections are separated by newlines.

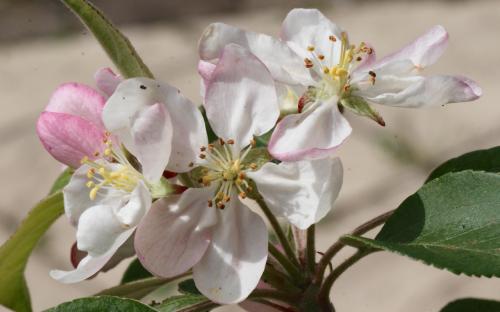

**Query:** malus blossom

left=133, top=44, right=343, bottom=304
left=37, top=69, right=179, bottom=283
left=198, top=8, right=481, bottom=161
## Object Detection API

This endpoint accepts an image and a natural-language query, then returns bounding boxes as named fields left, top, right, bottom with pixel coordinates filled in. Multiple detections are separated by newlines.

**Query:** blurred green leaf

left=178, top=279, right=201, bottom=296
left=0, top=191, right=64, bottom=312
left=121, top=258, right=153, bottom=284
left=46, top=296, right=157, bottom=312
left=97, top=277, right=182, bottom=300
left=60, top=0, right=154, bottom=78
left=343, top=171, right=500, bottom=277
left=157, top=294, right=211, bottom=312
left=427, top=146, right=500, bottom=182
left=440, top=298, right=500, bottom=312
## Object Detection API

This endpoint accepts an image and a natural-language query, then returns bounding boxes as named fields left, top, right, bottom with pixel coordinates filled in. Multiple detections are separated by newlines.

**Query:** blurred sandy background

left=0, top=0, right=499, bottom=311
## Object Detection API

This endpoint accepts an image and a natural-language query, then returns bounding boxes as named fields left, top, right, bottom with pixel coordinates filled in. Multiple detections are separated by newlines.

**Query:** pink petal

left=373, top=25, right=448, bottom=70
left=204, top=44, right=279, bottom=151
left=135, top=187, right=217, bottom=278
left=268, top=99, right=352, bottom=161
left=37, top=112, right=107, bottom=167
left=45, top=82, right=106, bottom=129
left=94, top=67, right=122, bottom=97
left=130, top=103, right=173, bottom=182
left=193, top=198, right=268, bottom=304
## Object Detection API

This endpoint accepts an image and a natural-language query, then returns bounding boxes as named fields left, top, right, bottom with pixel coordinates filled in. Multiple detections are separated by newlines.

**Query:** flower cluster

left=36, top=8, right=480, bottom=305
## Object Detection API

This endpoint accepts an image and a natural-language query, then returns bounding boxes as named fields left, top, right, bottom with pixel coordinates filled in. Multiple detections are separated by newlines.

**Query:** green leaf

left=340, top=95, right=385, bottom=126
left=97, top=277, right=177, bottom=300
left=157, top=294, right=210, bottom=312
left=49, top=168, right=73, bottom=194
left=178, top=279, right=201, bottom=295
left=45, top=296, right=157, bottom=312
left=60, top=0, right=153, bottom=78
left=342, top=171, right=500, bottom=277
left=440, top=298, right=500, bottom=312
left=121, top=258, right=153, bottom=284
left=427, top=146, right=500, bottom=182
left=0, top=192, right=64, bottom=312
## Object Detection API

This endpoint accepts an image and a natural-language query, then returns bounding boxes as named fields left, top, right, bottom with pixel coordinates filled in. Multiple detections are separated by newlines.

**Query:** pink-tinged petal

left=114, top=181, right=151, bottom=228
left=104, top=78, right=207, bottom=173
left=37, top=112, right=107, bottom=168
left=50, top=228, right=134, bottom=283
left=45, top=82, right=106, bottom=128
left=268, top=98, right=352, bottom=161
left=199, top=23, right=313, bottom=85
left=130, top=103, right=173, bottom=182
left=352, top=42, right=377, bottom=73
left=198, top=60, right=216, bottom=97
left=94, top=67, right=122, bottom=97
left=247, top=158, right=343, bottom=229
left=205, top=44, right=279, bottom=151
left=364, top=75, right=482, bottom=108
left=193, top=198, right=268, bottom=304
left=280, top=9, right=343, bottom=67
left=373, top=25, right=448, bottom=70
left=135, top=187, right=218, bottom=278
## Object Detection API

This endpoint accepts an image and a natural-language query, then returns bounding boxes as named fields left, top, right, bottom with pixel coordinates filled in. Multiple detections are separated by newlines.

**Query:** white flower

left=50, top=77, right=184, bottom=283
left=198, top=8, right=481, bottom=161
left=134, top=44, right=343, bottom=304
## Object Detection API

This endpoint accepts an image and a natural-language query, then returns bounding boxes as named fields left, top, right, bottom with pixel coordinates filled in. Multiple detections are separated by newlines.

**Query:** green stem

left=249, top=289, right=298, bottom=305
left=306, top=225, right=316, bottom=274
left=317, top=250, right=371, bottom=307
left=314, top=209, right=393, bottom=283
left=268, top=243, right=303, bottom=284
left=257, top=198, right=301, bottom=270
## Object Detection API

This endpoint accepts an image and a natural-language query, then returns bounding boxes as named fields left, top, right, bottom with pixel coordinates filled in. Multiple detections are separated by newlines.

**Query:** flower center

left=195, top=138, right=257, bottom=209
left=299, top=32, right=375, bottom=111
left=81, top=134, right=143, bottom=200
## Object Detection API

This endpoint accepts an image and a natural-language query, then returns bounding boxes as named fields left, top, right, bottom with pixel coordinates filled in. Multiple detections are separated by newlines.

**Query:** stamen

left=307, top=46, right=315, bottom=52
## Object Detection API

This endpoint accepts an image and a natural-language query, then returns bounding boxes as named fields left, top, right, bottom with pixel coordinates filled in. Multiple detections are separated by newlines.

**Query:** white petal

left=50, top=228, right=134, bottom=283
left=130, top=103, right=173, bottom=182
left=114, top=181, right=151, bottom=227
left=63, top=164, right=121, bottom=226
left=281, top=9, right=343, bottom=68
left=104, top=78, right=207, bottom=174
left=135, top=187, right=218, bottom=278
left=199, top=23, right=313, bottom=85
left=373, top=25, right=448, bottom=70
left=205, top=44, right=279, bottom=150
left=94, top=67, right=122, bottom=97
left=248, top=158, right=343, bottom=229
left=268, top=98, right=352, bottom=161
left=193, top=198, right=268, bottom=304
left=363, top=75, right=482, bottom=108
left=76, top=199, right=139, bottom=257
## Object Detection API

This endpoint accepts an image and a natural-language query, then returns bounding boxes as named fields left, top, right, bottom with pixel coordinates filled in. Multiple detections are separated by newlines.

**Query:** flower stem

left=306, top=225, right=316, bottom=274
left=317, top=250, right=372, bottom=306
left=314, top=209, right=394, bottom=283
left=249, top=289, right=298, bottom=305
left=257, top=198, right=301, bottom=270
left=268, top=243, right=303, bottom=283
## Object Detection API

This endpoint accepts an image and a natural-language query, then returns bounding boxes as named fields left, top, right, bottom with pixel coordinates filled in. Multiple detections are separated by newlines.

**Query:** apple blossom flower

left=133, top=44, right=343, bottom=304
left=39, top=71, right=184, bottom=283
left=198, top=8, right=481, bottom=161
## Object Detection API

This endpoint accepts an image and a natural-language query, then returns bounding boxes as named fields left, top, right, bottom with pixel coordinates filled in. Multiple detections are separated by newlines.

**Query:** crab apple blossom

left=133, top=43, right=343, bottom=304
left=198, top=8, right=481, bottom=161
left=39, top=71, right=188, bottom=282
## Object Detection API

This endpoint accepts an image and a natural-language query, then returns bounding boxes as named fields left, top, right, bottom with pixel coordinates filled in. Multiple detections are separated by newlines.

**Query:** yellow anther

left=86, top=168, right=95, bottom=179
left=323, top=67, right=330, bottom=74
left=110, top=171, right=121, bottom=178
left=249, top=163, right=257, bottom=170
left=307, top=46, right=315, bottom=52
left=318, top=54, right=325, bottom=60
left=98, top=167, right=106, bottom=175
left=104, top=148, right=112, bottom=156
left=239, top=192, right=247, bottom=199
left=81, top=156, right=89, bottom=164
left=89, top=187, right=99, bottom=200
left=86, top=181, right=95, bottom=188
left=223, top=195, right=230, bottom=202
left=329, top=35, right=337, bottom=42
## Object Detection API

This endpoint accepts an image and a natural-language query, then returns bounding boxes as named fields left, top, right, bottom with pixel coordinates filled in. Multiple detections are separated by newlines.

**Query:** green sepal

left=340, top=95, right=385, bottom=126
left=150, top=177, right=178, bottom=199
left=45, top=296, right=157, bottom=312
